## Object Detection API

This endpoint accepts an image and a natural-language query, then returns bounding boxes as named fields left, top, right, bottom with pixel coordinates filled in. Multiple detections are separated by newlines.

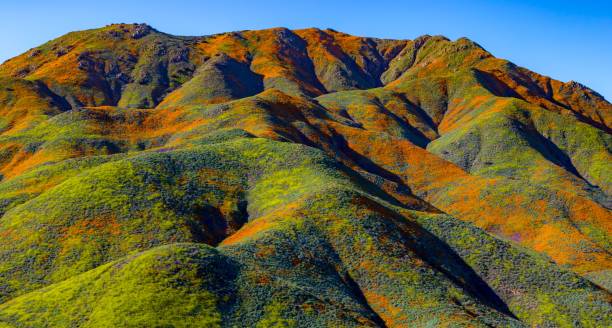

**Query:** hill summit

left=0, top=24, right=610, bottom=327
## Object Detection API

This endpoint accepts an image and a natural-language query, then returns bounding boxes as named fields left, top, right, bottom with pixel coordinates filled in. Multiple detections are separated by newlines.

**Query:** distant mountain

left=0, top=23, right=610, bottom=327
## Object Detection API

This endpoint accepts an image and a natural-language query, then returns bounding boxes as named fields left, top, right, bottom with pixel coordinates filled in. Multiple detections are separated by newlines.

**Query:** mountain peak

left=102, top=22, right=157, bottom=39
left=0, top=24, right=610, bottom=327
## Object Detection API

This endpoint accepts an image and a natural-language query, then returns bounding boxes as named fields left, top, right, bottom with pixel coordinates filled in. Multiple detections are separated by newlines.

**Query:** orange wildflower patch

left=58, top=215, right=122, bottom=256
left=1, top=149, right=56, bottom=179
left=60, top=216, right=122, bottom=239
left=363, top=291, right=406, bottom=327
left=221, top=218, right=274, bottom=246
left=197, top=34, right=249, bottom=63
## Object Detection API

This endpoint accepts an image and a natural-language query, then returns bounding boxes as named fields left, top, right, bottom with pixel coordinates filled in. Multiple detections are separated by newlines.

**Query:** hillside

left=0, top=24, right=610, bottom=327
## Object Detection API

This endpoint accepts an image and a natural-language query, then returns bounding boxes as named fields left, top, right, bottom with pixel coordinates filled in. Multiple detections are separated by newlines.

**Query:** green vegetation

left=0, top=243, right=227, bottom=327
left=0, top=24, right=609, bottom=327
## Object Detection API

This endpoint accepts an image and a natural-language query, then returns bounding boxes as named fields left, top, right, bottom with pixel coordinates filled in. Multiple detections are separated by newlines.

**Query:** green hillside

left=0, top=24, right=609, bottom=327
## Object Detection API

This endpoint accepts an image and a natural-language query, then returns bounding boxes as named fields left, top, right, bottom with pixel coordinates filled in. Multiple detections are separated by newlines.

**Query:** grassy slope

left=315, top=43, right=611, bottom=281
left=0, top=137, right=609, bottom=326
left=0, top=243, right=229, bottom=327
left=0, top=25, right=610, bottom=327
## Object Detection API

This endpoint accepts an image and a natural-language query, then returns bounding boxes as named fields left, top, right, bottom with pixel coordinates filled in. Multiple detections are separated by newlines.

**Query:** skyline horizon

left=1, top=1, right=610, bottom=100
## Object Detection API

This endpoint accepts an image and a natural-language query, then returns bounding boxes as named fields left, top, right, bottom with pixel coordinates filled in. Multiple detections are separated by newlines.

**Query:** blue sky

left=1, top=0, right=610, bottom=99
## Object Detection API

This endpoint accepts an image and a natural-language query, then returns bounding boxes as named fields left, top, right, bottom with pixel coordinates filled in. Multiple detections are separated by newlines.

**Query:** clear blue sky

left=1, top=0, right=610, bottom=100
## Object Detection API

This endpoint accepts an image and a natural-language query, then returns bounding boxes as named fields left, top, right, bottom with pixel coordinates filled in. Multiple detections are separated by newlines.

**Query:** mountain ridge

left=0, top=24, right=610, bottom=327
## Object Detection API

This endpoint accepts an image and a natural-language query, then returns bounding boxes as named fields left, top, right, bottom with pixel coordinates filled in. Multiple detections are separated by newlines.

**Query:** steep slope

left=0, top=147, right=609, bottom=326
left=0, top=24, right=198, bottom=108
left=0, top=24, right=610, bottom=327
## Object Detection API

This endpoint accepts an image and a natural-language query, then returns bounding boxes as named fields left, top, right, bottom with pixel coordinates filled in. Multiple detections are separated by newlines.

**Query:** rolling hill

left=0, top=23, right=610, bottom=327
